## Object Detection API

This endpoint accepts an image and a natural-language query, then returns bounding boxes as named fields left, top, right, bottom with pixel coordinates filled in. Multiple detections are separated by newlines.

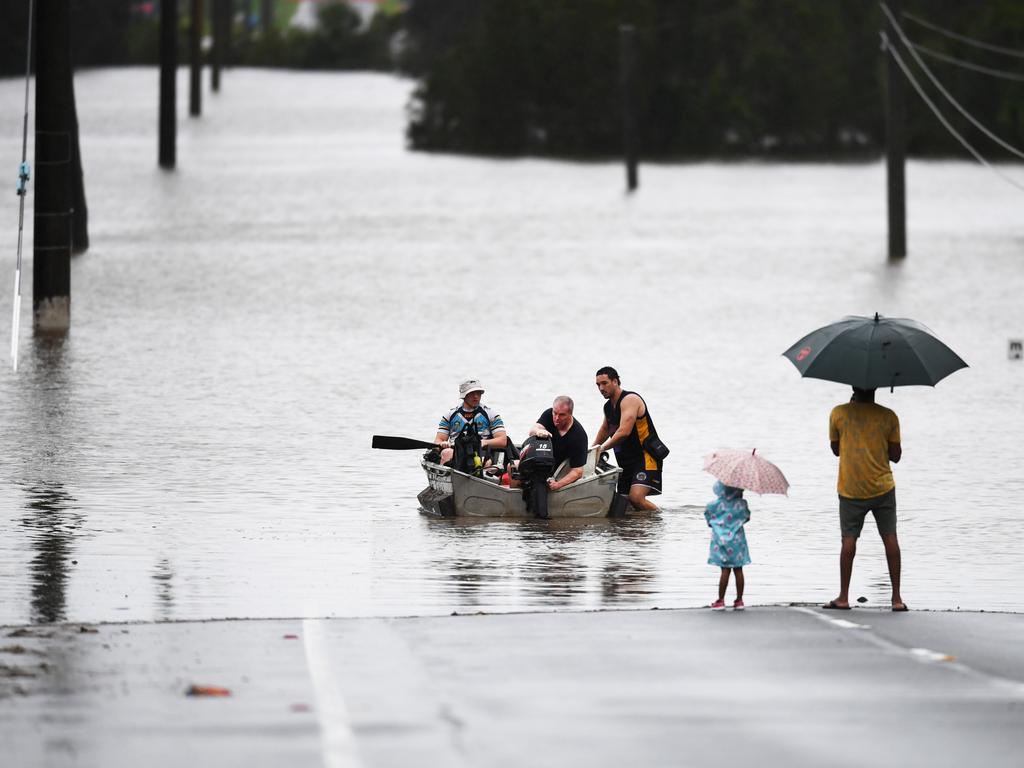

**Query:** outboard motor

left=517, top=434, right=556, bottom=519
left=452, top=421, right=484, bottom=477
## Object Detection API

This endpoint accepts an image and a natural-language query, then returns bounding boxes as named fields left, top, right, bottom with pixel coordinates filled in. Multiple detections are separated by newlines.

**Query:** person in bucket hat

left=433, top=379, right=507, bottom=466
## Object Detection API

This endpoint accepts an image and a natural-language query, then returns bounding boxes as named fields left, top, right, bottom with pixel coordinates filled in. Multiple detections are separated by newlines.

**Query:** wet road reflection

left=152, top=558, right=175, bottom=620
left=22, top=483, right=78, bottom=624
left=15, top=338, right=83, bottom=625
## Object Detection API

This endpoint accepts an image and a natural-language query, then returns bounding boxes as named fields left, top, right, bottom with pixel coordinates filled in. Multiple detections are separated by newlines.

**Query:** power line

left=881, top=3, right=1024, bottom=163
left=881, top=30, right=1024, bottom=195
left=911, top=41, right=1024, bottom=83
left=902, top=11, right=1024, bottom=60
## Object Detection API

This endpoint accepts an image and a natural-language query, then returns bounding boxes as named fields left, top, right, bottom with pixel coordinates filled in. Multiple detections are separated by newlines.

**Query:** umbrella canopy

left=703, top=449, right=789, bottom=495
left=782, top=313, right=967, bottom=389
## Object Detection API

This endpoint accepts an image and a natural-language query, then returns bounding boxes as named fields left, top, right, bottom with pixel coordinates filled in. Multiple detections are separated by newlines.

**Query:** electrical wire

left=881, top=30, right=1024, bottom=195
left=903, top=10, right=1024, bottom=60
left=880, top=3, right=1024, bottom=162
left=910, top=41, right=1024, bottom=83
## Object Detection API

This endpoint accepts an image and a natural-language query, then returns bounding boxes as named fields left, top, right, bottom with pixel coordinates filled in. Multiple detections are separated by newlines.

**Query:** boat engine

left=517, top=434, right=556, bottom=519
left=452, top=421, right=485, bottom=477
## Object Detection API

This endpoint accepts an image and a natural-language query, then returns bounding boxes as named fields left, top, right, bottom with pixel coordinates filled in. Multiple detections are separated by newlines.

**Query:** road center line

left=302, top=618, right=364, bottom=768
left=790, top=606, right=1024, bottom=696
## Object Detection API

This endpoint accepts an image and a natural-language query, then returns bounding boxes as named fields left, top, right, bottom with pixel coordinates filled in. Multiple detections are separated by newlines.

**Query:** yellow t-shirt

left=829, top=402, right=901, bottom=499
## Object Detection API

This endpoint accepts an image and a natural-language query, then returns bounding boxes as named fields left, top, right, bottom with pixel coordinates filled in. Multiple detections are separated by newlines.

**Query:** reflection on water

left=425, top=516, right=662, bottom=610
left=22, top=482, right=78, bottom=624
left=152, top=558, right=175, bottom=620
left=0, top=69, right=1022, bottom=624
left=16, top=337, right=81, bottom=624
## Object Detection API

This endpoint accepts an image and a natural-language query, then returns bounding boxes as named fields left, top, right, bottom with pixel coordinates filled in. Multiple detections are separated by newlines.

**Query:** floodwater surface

left=0, top=69, right=1022, bottom=625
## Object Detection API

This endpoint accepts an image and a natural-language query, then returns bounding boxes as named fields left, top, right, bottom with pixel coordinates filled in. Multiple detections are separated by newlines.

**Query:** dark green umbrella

left=783, top=313, right=968, bottom=389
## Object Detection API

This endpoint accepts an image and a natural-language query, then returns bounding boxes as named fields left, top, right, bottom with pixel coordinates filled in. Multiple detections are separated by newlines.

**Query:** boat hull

left=418, top=448, right=625, bottom=518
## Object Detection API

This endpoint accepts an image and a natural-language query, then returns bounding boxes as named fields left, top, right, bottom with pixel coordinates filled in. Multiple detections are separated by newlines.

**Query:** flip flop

left=892, top=604, right=909, bottom=612
left=822, top=600, right=851, bottom=610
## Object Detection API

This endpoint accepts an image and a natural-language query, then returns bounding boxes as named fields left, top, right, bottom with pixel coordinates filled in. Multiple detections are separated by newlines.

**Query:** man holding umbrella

left=784, top=313, right=968, bottom=612
left=826, top=387, right=906, bottom=612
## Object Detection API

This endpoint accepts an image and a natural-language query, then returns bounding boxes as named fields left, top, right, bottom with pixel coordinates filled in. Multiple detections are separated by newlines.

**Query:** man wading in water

left=593, top=366, right=666, bottom=511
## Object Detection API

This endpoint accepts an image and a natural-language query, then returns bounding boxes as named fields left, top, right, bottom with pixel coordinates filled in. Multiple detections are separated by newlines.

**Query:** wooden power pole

left=160, top=0, right=178, bottom=168
left=620, top=25, right=639, bottom=193
left=885, top=0, right=906, bottom=259
left=190, top=0, right=202, bottom=116
left=34, top=0, right=76, bottom=330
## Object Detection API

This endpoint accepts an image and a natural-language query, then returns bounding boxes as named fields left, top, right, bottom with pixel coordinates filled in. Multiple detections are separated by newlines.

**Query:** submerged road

left=3, top=607, right=1023, bottom=767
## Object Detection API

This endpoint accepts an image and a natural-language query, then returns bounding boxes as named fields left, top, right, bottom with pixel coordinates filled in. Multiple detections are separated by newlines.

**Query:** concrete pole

left=189, top=0, right=202, bottom=116
left=159, top=0, right=178, bottom=168
left=620, top=25, right=639, bottom=193
left=885, top=0, right=906, bottom=259
left=33, top=0, right=74, bottom=331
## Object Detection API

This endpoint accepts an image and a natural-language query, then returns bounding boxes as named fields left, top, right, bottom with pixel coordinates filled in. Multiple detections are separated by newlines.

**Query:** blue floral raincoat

left=705, top=481, right=751, bottom=567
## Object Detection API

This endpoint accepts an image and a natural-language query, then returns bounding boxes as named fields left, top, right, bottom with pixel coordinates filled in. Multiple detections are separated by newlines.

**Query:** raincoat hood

left=713, top=480, right=744, bottom=501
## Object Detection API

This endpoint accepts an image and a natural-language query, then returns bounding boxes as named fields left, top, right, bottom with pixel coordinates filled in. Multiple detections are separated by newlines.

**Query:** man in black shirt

left=529, top=396, right=589, bottom=491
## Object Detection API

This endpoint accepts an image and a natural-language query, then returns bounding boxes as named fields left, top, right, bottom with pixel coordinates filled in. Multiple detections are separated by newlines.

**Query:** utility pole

left=619, top=25, right=639, bottom=193
left=190, top=0, right=202, bottom=116
left=884, top=0, right=906, bottom=259
left=34, top=0, right=75, bottom=331
left=159, top=0, right=178, bottom=168
left=211, top=0, right=225, bottom=92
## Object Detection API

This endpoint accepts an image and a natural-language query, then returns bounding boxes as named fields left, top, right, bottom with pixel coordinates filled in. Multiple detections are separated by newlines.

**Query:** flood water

left=0, top=69, right=1021, bottom=625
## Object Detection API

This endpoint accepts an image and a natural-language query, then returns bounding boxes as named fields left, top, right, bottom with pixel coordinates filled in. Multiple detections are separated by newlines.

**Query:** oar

left=372, top=435, right=439, bottom=450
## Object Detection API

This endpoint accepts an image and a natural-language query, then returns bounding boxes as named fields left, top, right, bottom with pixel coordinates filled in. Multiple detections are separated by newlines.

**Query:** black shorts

left=839, top=489, right=897, bottom=538
left=617, top=460, right=662, bottom=496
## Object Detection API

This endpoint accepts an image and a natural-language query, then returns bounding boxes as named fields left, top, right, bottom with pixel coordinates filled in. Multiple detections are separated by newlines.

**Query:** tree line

left=2, top=0, right=1021, bottom=160
left=403, top=0, right=1024, bottom=159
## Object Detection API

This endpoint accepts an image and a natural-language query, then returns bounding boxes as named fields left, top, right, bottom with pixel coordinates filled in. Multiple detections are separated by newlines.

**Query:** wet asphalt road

left=3, top=607, right=1023, bottom=767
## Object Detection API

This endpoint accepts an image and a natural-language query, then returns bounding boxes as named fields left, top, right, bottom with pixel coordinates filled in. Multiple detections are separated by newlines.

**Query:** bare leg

left=734, top=567, right=744, bottom=600
left=881, top=532, right=904, bottom=608
left=718, top=568, right=730, bottom=601
left=628, top=485, right=659, bottom=511
left=829, top=536, right=857, bottom=607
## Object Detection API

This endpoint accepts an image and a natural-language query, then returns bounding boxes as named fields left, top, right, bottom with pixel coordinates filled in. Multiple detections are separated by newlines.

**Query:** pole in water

left=619, top=25, right=639, bottom=193
left=159, top=0, right=178, bottom=168
left=211, top=0, right=222, bottom=93
left=884, top=0, right=907, bottom=259
left=189, top=0, right=203, bottom=117
left=33, top=0, right=74, bottom=332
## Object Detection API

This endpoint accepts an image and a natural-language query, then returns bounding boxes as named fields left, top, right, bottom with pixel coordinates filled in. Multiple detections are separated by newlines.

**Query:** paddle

left=372, top=435, right=440, bottom=451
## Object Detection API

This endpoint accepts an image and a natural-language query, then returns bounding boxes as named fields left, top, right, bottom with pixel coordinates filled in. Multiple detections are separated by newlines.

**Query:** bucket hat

left=459, top=379, right=485, bottom=397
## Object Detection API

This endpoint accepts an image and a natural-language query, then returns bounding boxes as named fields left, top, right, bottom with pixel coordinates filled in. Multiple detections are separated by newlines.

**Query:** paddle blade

left=372, top=435, right=439, bottom=450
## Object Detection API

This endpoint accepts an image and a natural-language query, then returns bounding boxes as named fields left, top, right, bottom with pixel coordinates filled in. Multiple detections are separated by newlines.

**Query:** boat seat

left=551, top=447, right=600, bottom=481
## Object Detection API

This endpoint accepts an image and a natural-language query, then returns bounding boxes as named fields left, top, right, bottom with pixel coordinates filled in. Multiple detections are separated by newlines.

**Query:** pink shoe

left=710, top=599, right=726, bottom=611
left=733, top=599, right=745, bottom=611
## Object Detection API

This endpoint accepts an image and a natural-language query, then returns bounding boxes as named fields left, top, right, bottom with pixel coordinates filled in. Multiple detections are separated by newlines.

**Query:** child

left=705, top=481, right=752, bottom=610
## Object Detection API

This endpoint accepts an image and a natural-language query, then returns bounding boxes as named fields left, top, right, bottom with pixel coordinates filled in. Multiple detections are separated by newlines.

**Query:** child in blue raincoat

left=705, top=481, right=751, bottom=610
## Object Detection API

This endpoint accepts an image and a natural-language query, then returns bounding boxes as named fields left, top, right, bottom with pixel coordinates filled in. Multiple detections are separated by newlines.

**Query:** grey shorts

left=839, top=489, right=897, bottom=538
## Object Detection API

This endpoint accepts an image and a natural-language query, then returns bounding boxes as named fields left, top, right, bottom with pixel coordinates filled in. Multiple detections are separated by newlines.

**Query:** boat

left=418, top=446, right=625, bottom=518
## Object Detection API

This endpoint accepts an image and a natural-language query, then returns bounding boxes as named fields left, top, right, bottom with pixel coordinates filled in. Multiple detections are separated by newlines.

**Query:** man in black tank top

left=593, top=366, right=663, bottom=511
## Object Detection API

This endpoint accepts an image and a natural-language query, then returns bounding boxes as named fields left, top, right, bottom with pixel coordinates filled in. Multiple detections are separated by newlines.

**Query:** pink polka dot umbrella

left=703, top=449, right=789, bottom=495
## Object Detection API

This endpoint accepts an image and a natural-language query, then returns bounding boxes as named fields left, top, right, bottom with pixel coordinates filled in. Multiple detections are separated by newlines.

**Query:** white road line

left=790, top=606, right=1024, bottom=696
left=910, top=647, right=957, bottom=663
left=302, top=618, right=364, bottom=768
